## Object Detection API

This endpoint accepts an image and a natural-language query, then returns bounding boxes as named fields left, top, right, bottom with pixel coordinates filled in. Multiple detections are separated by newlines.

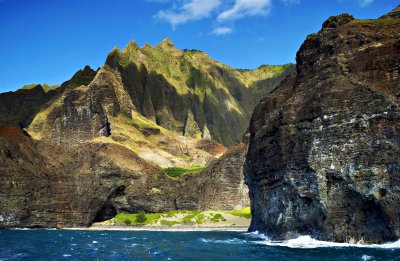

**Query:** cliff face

left=0, top=66, right=97, bottom=129
left=179, top=142, right=250, bottom=210
left=0, top=126, right=176, bottom=227
left=13, top=39, right=293, bottom=166
left=0, top=127, right=247, bottom=227
left=245, top=8, right=400, bottom=243
left=91, top=39, right=293, bottom=147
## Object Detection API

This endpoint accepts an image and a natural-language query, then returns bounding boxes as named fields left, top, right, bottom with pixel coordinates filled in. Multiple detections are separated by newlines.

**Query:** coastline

left=62, top=225, right=249, bottom=232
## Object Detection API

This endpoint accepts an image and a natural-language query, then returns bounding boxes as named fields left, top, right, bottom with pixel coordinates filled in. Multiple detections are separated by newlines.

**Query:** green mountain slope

left=104, top=38, right=294, bottom=146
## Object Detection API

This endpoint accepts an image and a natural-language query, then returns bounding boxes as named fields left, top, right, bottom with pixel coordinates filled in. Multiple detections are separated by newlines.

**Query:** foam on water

left=361, top=254, right=373, bottom=261
left=256, top=235, right=400, bottom=249
left=199, top=238, right=247, bottom=244
left=243, top=231, right=270, bottom=240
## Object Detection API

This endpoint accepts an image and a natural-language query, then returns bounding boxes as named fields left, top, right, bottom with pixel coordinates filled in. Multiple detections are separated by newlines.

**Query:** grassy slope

left=21, top=83, right=61, bottom=93
left=163, top=166, right=206, bottom=178
left=350, top=18, right=400, bottom=25
left=108, top=207, right=251, bottom=226
left=107, top=39, right=294, bottom=146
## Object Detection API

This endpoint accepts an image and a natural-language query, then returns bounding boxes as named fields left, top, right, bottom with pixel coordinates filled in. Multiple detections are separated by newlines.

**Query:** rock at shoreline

left=0, top=126, right=250, bottom=228
left=245, top=6, right=400, bottom=243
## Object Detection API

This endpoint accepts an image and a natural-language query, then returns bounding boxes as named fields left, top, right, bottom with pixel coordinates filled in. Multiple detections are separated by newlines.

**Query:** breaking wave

left=253, top=234, right=400, bottom=249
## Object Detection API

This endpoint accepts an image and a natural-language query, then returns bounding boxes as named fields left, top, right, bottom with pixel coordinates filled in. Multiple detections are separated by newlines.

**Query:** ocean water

left=0, top=230, right=399, bottom=261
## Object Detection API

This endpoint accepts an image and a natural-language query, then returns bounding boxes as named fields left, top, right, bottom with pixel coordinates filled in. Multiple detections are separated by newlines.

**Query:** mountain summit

left=0, top=39, right=291, bottom=228
left=24, top=38, right=293, bottom=148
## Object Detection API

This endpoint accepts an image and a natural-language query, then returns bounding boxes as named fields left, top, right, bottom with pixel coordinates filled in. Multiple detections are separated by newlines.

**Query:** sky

left=0, top=0, right=398, bottom=93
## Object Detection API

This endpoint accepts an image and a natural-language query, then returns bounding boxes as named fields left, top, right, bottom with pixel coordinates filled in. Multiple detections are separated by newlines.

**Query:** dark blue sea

left=1, top=230, right=399, bottom=260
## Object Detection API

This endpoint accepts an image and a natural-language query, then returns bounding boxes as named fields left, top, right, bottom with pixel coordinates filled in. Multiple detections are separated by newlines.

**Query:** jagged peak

left=157, top=37, right=175, bottom=48
left=125, top=40, right=140, bottom=50
left=82, top=65, right=94, bottom=73
left=322, top=13, right=354, bottom=29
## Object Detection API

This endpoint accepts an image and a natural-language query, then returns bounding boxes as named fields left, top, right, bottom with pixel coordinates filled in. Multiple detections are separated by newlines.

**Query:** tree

left=136, top=211, right=147, bottom=224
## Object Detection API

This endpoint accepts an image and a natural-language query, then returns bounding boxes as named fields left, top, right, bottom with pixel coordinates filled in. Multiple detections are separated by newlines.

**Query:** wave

left=242, top=231, right=270, bottom=240
left=199, top=238, right=247, bottom=244
left=255, top=235, right=400, bottom=249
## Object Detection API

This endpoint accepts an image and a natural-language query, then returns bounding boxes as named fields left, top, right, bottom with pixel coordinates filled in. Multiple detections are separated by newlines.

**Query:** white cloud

left=150, top=0, right=282, bottom=36
left=337, top=0, right=374, bottom=7
left=280, top=0, right=300, bottom=5
left=155, top=0, right=222, bottom=28
left=212, top=26, right=233, bottom=35
left=359, top=0, right=373, bottom=7
left=217, top=0, right=272, bottom=22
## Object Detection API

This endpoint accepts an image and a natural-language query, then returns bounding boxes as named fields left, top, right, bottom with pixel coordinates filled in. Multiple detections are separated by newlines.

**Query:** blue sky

left=0, top=0, right=397, bottom=92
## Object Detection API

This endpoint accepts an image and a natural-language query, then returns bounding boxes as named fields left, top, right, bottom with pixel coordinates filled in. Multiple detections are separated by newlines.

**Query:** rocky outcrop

left=28, top=65, right=134, bottom=145
left=0, top=66, right=97, bottom=129
left=183, top=109, right=202, bottom=139
left=0, top=126, right=248, bottom=228
left=245, top=8, right=400, bottom=243
left=179, top=142, right=249, bottom=210
left=0, top=126, right=179, bottom=227
left=0, top=37, right=282, bottom=227
left=103, top=39, right=294, bottom=146
left=380, top=5, right=400, bottom=19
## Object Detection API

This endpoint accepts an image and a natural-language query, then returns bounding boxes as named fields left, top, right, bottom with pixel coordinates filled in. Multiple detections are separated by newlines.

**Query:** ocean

left=0, top=230, right=399, bottom=260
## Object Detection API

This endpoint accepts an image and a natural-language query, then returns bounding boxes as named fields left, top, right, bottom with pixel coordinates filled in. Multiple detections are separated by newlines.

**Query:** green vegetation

left=350, top=18, right=400, bottom=25
left=116, top=180, right=126, bottom=188
left=163, top=166, right=205, bottom=178
left=227, top=207, right=251, bottom=219
left=21, top=83, right=60, bottom=92
left=115, top=212, right=161, bottom=225
left=136, top=211, right=147, bottom=223
left=195, top=214, right=205, bottom=224
left=152, top=174, right=158, bottom=182
left=183, top=49, right=205, bottom=55
left=182, top=212, right=198, bottom=224
left=160, top=220, right=179, bottom=226
left=210, top=213, right=226, bottom=222
left=110, top=207, right=251, bottom=227
left=123, top=218, right=131, bottom=225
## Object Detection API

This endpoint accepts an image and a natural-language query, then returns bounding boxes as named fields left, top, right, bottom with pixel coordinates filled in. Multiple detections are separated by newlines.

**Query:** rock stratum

left=0, top=39, right=287, bottom=227
left=0, top=126, right=249, bottom=227
left=245, top=7, right=400, bottom=243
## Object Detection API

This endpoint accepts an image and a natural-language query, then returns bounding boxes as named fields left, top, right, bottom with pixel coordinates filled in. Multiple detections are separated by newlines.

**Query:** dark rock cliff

left=179, top=142, right=250, bottom=210
left=0, top=66, right=97, bottom=129
left=245, top=7, right=400, bottom=243
left=0, top=126, right=249, bottom=228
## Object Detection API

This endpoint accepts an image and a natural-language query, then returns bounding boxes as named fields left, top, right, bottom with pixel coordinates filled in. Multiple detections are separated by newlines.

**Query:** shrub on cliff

left=136, top=211, right=147, bottom=223
left=123, top=218, right=131, bottom=226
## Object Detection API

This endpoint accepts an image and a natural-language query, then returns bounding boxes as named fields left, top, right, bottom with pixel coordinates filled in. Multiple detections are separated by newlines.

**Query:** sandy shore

left=63, top=225, right=249, bottom=232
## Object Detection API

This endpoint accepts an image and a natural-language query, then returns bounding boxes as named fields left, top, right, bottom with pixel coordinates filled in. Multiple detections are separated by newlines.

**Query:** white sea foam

left=62, top=254, right=71, bottom=257
left=10, top=228, right=31, bottom=230
left=199, top=238, right=247, bottom=244
left=121, top=237, right=137, bottom=241
left=257, top=235, right=400, bottom=249
left=361, top=254, right=373, bottom=261
left=243, top=231, right=270, bottom=240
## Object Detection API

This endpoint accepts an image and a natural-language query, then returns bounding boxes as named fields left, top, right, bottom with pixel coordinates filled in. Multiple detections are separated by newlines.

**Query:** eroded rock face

left=245, top=8, right=400, bottom=243
left=0, top=66, right=97, bottom=129
left=0, top=126, right=178, bottom=227
left=27, top=66, right=134, bottom=145
left=0, top=126, right=249, bottom=227
left=179, top=142, right=250, bottom=210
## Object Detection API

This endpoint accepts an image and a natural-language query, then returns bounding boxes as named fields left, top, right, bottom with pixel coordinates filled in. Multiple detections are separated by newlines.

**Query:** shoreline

left=62, top=225, right=249, bottom=232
